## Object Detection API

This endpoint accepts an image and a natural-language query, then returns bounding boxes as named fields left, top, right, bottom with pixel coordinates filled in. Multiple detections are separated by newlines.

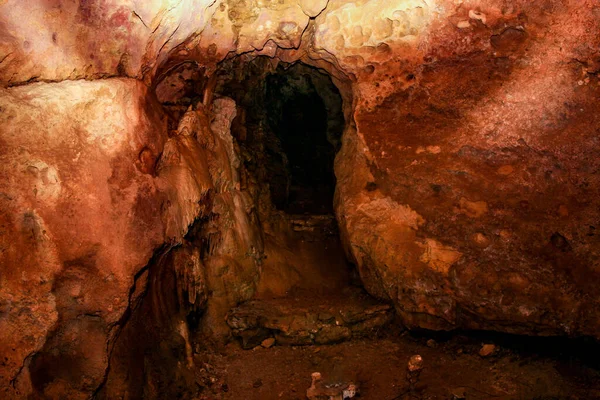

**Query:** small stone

left=253, top=379, right=263, bottom=388
left=468, top=9, right=487, bottom=24
left=457, top=20, right=471, bottom=29
left=499, top=230, right=511, bottom=241
left=426, top=339, right=437, bottom=348
left=261, top=338, right=275, bottom=348
left=473, top=233, right=490, bottom=247
left=408, top=355, right=424, bottom=372
left=479, top=344, right=496, bottom=357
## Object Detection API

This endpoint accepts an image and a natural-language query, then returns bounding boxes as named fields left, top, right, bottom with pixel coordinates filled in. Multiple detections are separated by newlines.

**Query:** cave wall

left=1, top=0, right=600, bottom=398
left=101, top=98, right=263, bottom=399
left=0, top=79, right=169, bottom=397
left=334, top=0, right=600, bottom=337
left=0, top=76, right=262, bottom=398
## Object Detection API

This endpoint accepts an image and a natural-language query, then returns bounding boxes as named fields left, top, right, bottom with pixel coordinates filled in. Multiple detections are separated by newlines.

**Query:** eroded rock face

left=98, top=98, right=264, bottom=399
left=0, top=0, right=223, bottom=84
left=0, top=81, right=262, bottom=398
left=0, top=79, right=167, bottom=398
left=334, top=0, right=600, bottom=336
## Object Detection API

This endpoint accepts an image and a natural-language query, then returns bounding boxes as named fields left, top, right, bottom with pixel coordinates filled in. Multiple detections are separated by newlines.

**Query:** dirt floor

left=190, top=217, right=600, bottom=400
left=193, top=327, right=600, bottom=400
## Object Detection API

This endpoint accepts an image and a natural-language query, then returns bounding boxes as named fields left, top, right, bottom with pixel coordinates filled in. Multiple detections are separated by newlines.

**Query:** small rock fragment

left=253, top=378, right=263, bottom=388
left=479, top=344, right=496, bottom=357
left=457, top=20, right=471, bottom=29
left=407, top=355, right=424, bottom=393
left=473, top=233, right=490, bottom=247
left=343, top=383, right=359, bottom=399
left=408, top=355, right=424, bottom=372
left=468, top=10, right=487, bottom=24
left=426, top=339, right=437, bottom=348
left=550, top=232, right=571, bottom=251
left=306, top=372, right=322, bottom=399
left=261, top=337, right=275, bottom=348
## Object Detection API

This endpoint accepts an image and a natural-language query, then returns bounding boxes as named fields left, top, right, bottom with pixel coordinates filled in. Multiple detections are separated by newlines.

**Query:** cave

left=262, top=63, right=342, bottom=214
left=2, top=1, right=600, bottom=400
left=215, top=57, right=345, bottom=215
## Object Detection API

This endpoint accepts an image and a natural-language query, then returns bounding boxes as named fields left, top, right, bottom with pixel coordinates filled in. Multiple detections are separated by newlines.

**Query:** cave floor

left=193, top=327, right=600, bottom=400
left=191, top=214, right=600, bottom=400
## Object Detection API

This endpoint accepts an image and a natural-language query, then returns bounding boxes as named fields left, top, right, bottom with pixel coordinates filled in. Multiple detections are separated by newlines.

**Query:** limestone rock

left=2, top=1, right=600, bottom=398
left=226, top=289, right=393, bottom=347
left=0, top=79, right=167, bottom=398
left=298, top=0, right=328, bottom=17
left=479, top=344, right=496, bottom=357
left=261, top=337, right=276, bottom=348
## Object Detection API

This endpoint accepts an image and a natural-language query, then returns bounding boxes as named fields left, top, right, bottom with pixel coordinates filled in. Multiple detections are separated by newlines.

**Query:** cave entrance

left=217, top=56, right=360, bottom=297
left=263, top=66, right=341, bottom=214
left=220, top=57, right=345, bottom=216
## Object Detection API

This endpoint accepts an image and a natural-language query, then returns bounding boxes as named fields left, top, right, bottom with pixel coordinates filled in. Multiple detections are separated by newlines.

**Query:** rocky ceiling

left=1, top=0, right=600, bottom=399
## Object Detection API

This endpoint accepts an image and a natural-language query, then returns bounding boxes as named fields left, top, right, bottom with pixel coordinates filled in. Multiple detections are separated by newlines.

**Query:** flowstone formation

left=1, top=0, right=600, bottom=398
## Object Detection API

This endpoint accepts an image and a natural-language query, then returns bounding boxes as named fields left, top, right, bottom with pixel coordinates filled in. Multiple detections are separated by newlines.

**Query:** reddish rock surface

left=0, top=79, right=168, bottom=398
left=336, top=0, right=600, bottom=337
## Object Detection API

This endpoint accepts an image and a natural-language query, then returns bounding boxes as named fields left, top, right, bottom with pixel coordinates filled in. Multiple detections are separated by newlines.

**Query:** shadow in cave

left=219, top=58, right=363, bottom=297
left=222, top=57, right=345, bottom=217
left=264, top=70, right=338, bottom=214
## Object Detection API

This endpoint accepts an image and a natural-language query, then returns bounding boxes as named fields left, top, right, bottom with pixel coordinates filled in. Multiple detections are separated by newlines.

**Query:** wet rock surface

left=227, top=288, right=393, bottom=348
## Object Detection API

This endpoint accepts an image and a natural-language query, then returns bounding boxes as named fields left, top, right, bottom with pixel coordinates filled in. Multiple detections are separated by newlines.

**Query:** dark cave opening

left=264, top=68, right=340, bottom=214
left=219, top=57, right=345, bottom=215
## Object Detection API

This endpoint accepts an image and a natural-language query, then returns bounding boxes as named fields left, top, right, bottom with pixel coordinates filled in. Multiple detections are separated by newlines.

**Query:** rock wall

left=100, top=98, right=263, bottom=399
left=0, top=79, right=169, bottom=398
left=334, top=0, right=600, bottom=337
left=0, top=72, right=262, bottom=399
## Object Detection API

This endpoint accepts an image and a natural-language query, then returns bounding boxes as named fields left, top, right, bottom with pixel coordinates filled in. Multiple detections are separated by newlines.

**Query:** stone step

left=226, top=288, right=394, bottom=349
left=288, top=214, right=339, bottom=236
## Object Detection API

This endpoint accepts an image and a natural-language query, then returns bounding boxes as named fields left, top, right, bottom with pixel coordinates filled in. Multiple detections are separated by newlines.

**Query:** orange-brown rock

left=1, top=1, right=600, bottom=399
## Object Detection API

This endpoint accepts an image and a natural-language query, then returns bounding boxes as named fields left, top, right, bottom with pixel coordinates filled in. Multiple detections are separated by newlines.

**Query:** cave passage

left=219, top=58, right=345, bottom=215
left=265, top=69, right=339, bottom=214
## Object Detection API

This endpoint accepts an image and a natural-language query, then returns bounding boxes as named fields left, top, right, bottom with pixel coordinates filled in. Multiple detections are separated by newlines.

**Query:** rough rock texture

left=0, top=79, right=168, bottom=399
left=227, top=288, right=393, bottom=348
left=2, top=0, right=600, bottom=398
left=0, top=0, right=222, bottom=84
left=98, top=98, right=264, bottom=399
left=0, top=81, right=262, bottom=398
left=335, top=0, right=600, bottom=337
